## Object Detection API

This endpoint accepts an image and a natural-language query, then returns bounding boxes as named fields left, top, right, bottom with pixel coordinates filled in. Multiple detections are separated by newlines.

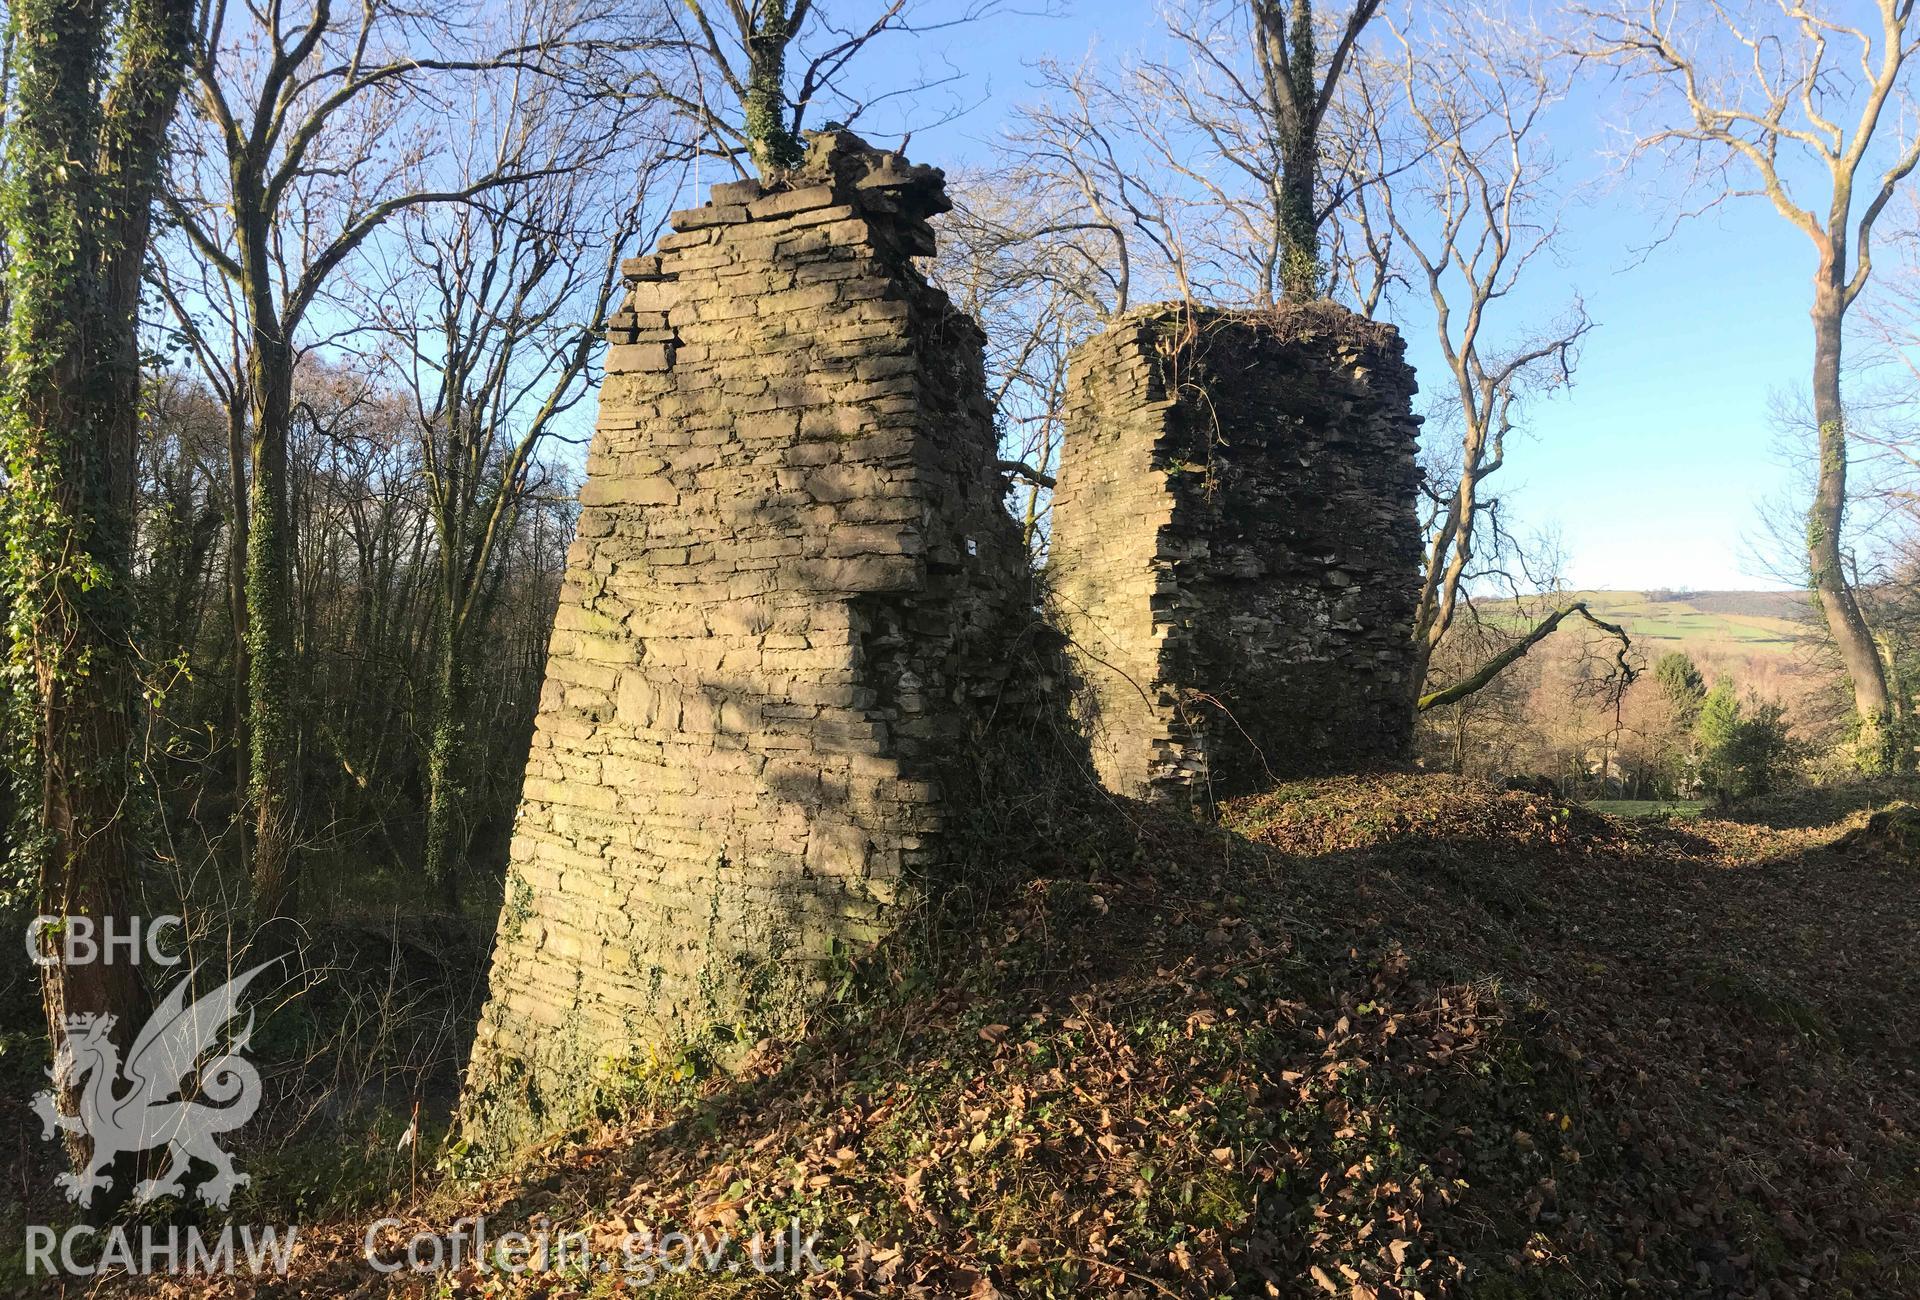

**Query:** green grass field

left=1489, top=589, right=1813, bottom=658
left=1586, top=799, right=1709, bottom=820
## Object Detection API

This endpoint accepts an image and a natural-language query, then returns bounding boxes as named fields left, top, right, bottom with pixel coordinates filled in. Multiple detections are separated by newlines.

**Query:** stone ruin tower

left=463, top=133, right=1039, bottom=1144
left=1049, top=302, right=1423, bottom=807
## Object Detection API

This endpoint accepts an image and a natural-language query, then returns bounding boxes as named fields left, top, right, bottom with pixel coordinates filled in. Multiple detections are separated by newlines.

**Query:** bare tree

left=989, top=0, right=1394, bottom=314
left=993, top=58, right=1209, bottom=316
left=936, top=178, right=1106, bottom=552
left=151, top=218, right=259, bottom=823
left=1581, top=0, right=1920, bottom=767
left=1131, top=0, right=1384, bottom=303
left=1347, top=6, right=1600, bottom=709
left=135, top=375, right=228, bottom=679
left=1843, top=190, right=1920, bottom=538
left=127, top=347, right=579, bottom=903
left=161, top=0, right=642, bottom=925
left=364, top=97, right=676, bottom=898
left=981, top=2, right=1619, bottom=711
left=916, top=58, right=1213, bottom=548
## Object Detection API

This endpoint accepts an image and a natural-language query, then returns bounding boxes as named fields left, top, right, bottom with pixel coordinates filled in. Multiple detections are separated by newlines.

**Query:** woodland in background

left=127, top=367, right=575, bottom=912
left=27, top=0, right=1920, bottom=928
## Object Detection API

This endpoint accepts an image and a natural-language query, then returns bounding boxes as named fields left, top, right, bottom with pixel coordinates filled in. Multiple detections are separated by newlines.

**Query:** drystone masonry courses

left=1048, top=302, right=1423, bottom=807
left=462, top=133, right=1041, bottom=1146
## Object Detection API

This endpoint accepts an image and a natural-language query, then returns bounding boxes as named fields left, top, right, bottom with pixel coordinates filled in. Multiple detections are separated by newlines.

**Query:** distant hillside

left=1493, top=589, right=1815, bottom=660
left=1669, top=589, right=1814, bottom=621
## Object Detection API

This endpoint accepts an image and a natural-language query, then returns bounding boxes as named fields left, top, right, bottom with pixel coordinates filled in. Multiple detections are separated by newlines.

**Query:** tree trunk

left=1263, top=0, right=1320, bottom=301
left=744, top=1, right=802, bottom=176
left=1416, top=602, right=1632, bottom=712
left=163, top=503, right=221, bottom=664
left=225, top=396, right=252, bottom=870
left=4, top=0, right=195, bottom=1200
left=1407, top=625, right=1438, bottom=713
left=1806, top=271, right=1896, bottom=768
left=1279, top=145, right=1317, bottom=301
left=246, top=344, right=300, bottom=927
left=424, top=622, right=471, bottom=909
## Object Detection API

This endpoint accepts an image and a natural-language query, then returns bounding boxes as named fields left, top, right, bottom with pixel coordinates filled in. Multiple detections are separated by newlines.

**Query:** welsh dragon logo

left=31, top=962, right=272, bottom=1209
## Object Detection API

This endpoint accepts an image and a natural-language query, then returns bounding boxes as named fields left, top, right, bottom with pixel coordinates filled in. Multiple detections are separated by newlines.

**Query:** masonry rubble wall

left=462, top=133, right=1040, bottom=1145
left=1048, top=302, right=1423, bottom=806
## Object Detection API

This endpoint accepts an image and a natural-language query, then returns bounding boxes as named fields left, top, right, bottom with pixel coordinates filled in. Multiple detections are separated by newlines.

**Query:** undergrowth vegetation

left=101, top=773, right=1920, bottom=1300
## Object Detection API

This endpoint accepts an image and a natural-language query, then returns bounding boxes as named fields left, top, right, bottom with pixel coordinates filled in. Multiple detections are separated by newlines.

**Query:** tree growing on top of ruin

left=949, top=2, right=1457, bottom=341
left=950, top=0, right=1394, bottom=349
left=1579, top=0, right=1920, bottom=771
left=661, top=1, right=1023, bottom=180
left=1245, top=0, right=1386, bottom=299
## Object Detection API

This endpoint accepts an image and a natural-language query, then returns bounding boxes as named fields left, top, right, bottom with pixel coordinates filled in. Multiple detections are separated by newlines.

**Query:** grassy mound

left=78, top=777, right=1920, bottom=1297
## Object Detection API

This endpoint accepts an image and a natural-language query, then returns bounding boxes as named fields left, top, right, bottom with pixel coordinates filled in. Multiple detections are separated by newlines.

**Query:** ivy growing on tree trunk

left=744, top=0, right=804, bottom=175
left=0, top=0, right=198, bottom=1189
left=1249, top=0, right=1382, bottom=301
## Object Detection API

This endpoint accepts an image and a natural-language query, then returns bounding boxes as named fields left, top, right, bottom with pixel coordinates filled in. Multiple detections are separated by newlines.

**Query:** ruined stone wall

left=1049, top=302, right=1422, bottom=806
left=463, top=134, right=1037, bottom=1145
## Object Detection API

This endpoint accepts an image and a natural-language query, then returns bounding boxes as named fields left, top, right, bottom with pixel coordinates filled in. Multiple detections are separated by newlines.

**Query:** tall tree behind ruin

left=974, top=1, right=1578, bottom=573
left=1581, top=0, right=1920, bottom=769
left=993, top=61, right=1202, bottom=312
left=959, top=1, right=1415, bottom=560
left=0, top=0, right=196, bottom=1179
left=986, top=0, right=1388, bottom=313
left=365, top=91, right=674, bottom=900
left=936, top=179, right=1109, bottom=552
left=1342, top=5, right=1599, bottom=709
left=161, top=0, right=641, bottom=926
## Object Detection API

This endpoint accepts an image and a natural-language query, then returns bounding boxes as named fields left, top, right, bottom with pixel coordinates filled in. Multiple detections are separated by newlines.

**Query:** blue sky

left=861, top=0, right=1841, bottom=592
